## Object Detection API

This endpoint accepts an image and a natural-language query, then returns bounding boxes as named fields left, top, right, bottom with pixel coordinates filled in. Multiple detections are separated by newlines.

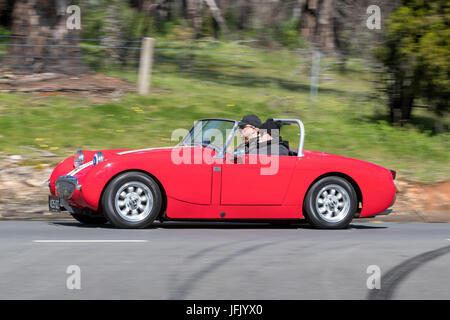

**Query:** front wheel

left=102, top=172, right=162, bottom=229
left=303, top=176, right=357, bottom=229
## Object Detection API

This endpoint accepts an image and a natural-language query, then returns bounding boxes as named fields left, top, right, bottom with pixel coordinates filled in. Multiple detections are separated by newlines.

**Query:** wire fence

left=0, top=35, right=377, bottom=99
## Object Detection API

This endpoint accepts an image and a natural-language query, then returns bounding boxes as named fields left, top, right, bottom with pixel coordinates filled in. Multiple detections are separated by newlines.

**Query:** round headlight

left=74, top=150, right=84, bottom=168
left=93, top=151, right=104, bottom=166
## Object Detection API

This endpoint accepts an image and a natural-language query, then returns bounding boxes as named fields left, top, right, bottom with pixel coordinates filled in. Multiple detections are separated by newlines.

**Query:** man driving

left=236, top=115, right=289, bottom=156
left=236, top=114, right=262, bottom=154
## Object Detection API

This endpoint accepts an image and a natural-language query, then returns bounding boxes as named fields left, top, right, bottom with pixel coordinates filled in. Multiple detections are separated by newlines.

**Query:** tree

left=4, top=0, right=88, bottom=74
left=299, top=0, right=337, bottom=52
left=185, top=0, right=205, bottom=38
left=377, top=0, right=449, bottom=129
left=0, top=0, right=14, bottom=27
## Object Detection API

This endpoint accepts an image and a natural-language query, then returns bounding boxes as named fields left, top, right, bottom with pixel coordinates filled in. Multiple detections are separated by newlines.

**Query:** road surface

left=0, top=220, right=448, bottom=299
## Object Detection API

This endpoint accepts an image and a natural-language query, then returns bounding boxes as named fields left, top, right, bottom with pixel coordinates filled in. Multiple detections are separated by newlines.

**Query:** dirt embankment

left=0, top=71, right=136, bottom=93
left=376, top=179, right=450, bottom=222
left=0, top=154, right=448, bottom=222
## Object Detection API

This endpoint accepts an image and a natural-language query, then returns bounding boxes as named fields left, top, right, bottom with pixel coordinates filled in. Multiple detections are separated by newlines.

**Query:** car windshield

left=180, top=119, right=236, bottom=152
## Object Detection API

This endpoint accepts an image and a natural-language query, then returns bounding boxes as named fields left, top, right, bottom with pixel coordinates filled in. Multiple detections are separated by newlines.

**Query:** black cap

left=238, top=115, right=262, bottom=128
left=260, top=118, right=282, bottom=135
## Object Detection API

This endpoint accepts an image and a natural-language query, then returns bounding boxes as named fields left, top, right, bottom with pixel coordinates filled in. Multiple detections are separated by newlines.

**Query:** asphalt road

left=0, top=220, right=449, bottom=300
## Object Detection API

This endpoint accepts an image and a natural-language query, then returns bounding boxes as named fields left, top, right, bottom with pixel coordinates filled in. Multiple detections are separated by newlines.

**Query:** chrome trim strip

left=67, top=161, right=93, bottom=176
left=117, top=146, right=175, bottom=155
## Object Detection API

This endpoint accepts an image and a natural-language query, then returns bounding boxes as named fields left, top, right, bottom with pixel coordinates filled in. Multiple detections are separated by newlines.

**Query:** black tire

left=101, top=171, right=162, bottom=229
left=70, top=213, right=108, bottom=225
left=303, top=176, right=357, bottom=229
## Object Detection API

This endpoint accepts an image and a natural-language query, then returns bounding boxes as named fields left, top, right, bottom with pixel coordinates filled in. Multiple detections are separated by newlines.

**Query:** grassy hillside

left=0, top=42, right=448, bottom=182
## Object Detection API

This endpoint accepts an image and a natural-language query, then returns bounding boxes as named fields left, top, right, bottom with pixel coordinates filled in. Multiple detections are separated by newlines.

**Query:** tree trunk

left=236, top=0, right=252, bottom=30
left=400, top=87, right=414, bottom=124
left=204, top=0, right=229, bottom=39
left=300, top=0, right=336, bottom=53
left=101, top=0, right=125, bottom=63
left=4, top=0, right=88, bottom=75
left=316, top=0, right=335, bottom=52
left=387, top=68, right=415, bottom=125
left=186, top=0, right=204, bottom=38
left=0, top=0, right=14, bottom=27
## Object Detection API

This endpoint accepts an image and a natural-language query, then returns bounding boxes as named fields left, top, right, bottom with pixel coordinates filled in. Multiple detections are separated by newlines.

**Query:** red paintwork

left=49, top=143, right=396, bottom=220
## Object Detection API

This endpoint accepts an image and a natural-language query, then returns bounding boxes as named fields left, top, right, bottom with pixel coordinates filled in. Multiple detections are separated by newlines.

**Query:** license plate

left=48, top=195, right=61, bottom=212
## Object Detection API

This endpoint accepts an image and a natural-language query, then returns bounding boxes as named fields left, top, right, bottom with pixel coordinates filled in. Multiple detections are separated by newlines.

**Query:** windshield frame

left=179, top=118, right=239, bottom=158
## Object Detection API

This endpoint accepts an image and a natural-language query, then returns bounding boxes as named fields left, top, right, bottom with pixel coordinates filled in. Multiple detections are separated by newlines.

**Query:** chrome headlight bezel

left=74, top=150, right=84, bottom=168
left=93, top=151, right=104, bottom=166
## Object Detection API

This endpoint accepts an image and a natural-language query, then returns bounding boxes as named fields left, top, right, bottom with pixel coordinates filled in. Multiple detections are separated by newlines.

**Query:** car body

left=48, top=118, right=397, bottom=229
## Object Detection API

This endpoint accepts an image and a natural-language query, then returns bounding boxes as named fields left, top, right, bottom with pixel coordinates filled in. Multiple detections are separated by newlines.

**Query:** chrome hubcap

left=315, top=184, right=350, bottom=223
left=114, top=182, right=153, bottom=222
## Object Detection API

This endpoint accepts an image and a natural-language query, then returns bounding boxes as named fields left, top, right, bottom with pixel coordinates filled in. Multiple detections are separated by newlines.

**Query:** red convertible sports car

left=48, top=118, right=396, bottom=229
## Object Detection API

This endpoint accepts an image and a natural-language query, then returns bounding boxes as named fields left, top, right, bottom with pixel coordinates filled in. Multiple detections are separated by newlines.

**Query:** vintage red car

left=48, top=118, right=396, bottom=229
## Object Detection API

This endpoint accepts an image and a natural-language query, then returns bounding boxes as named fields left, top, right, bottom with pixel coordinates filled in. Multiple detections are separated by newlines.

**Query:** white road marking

left=33, top=240, right=149, bottom=243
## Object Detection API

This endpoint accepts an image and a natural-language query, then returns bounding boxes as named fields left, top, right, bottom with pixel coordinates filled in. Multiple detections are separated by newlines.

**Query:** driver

left=237, top=114, right=262, bottom=154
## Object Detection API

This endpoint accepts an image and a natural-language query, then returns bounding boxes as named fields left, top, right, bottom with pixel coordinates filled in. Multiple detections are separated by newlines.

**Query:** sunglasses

left=239, top=124, right=256, bottom=130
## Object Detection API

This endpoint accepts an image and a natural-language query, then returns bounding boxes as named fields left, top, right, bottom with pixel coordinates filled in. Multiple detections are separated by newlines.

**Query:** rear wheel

left=102, top=171, right=162, bottom=228
left=304, top=176, right=357, bottom=229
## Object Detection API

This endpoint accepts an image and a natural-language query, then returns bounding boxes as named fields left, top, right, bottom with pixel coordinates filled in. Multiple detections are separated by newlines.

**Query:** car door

left=163, top=146, right=214, bottom=204
left=220, top=154, right=297, bottom=205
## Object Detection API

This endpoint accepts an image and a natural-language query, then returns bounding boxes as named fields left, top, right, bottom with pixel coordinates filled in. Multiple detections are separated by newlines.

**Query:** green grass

left=0, top=41, right=448, bottom=182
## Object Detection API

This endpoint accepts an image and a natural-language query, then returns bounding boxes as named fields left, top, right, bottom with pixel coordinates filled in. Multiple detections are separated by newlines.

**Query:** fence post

left=310, top=49, right=320, bottom=102
left=138, top=37, right=154, bottom=95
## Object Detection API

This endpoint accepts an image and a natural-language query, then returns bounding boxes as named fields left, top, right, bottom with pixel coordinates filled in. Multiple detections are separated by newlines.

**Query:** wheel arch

left=99, top=169, right=167, bottom=219
left=303, top=172, right=363, bottom=216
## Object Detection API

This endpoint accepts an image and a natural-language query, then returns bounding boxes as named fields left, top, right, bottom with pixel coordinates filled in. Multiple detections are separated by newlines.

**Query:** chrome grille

left=55, top=176, right=78, bottom=199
